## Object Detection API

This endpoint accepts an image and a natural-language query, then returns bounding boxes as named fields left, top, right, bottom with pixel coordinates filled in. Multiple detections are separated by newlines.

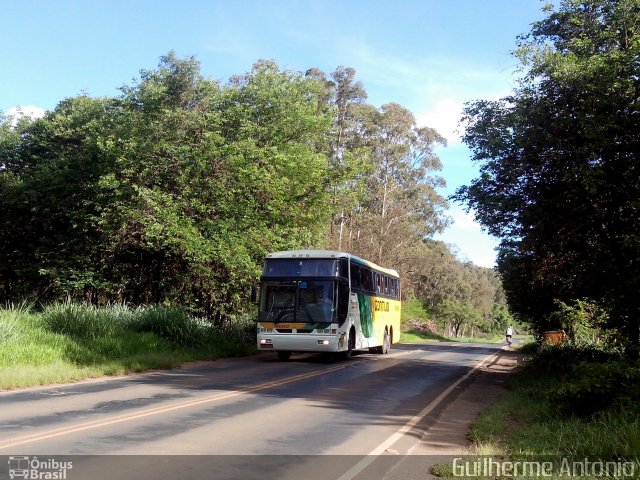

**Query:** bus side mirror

left=251, top=285, right=259, bottom=305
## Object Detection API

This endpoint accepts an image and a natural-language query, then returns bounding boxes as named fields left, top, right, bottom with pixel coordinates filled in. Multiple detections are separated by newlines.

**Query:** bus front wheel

left=277, top=351, right=292, bottom=361
left=342, top=328, right=355, bottom=360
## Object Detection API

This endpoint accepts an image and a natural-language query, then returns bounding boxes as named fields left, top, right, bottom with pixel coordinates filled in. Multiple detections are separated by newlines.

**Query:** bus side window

left=339, top=258, right=349, bottom=279
left=351, top=264, right=362, bottom=291
left=362, top=268, right=372, bottom=293
left=337, top=282, right=349, bottom=325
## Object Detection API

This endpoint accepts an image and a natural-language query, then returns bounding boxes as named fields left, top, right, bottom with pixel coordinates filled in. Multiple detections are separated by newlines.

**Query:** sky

left=1, top=0, right=549, bottom=268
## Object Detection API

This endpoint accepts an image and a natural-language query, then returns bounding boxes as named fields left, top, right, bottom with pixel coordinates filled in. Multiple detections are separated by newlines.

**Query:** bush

left=518, top=341, right=638, bottom=417
left=401, top=298, right=437, bottom=333
left=39, top=301, right=256, bottom=351
left=549, top=299, right=623, bottom=350
left=516, top=340, right=539, bottom=355
left=214, top=314, right=256, bottom=345
left=552, top=360, right=640, bottom=416
left=524, top=342, right=620, bottom=375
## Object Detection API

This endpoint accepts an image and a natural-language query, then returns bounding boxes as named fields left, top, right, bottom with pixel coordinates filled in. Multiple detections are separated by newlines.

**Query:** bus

left=256, top=250, right=401, bottom=360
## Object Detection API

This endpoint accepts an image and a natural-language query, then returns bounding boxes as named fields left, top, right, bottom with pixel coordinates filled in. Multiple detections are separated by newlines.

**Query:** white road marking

left=336, top=348, right=503, bottom=480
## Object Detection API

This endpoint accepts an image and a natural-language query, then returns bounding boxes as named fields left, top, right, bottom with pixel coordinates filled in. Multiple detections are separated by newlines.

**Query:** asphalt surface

left=0, top=342, right=503, bottom=480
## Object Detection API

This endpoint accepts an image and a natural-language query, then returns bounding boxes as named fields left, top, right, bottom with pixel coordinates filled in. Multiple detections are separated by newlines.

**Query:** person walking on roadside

left=505, top=326, right=513, bottom=346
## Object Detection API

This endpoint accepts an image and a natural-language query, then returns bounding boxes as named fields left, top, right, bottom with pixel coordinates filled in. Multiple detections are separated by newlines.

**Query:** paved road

left=0, top=343, right=502, bottom=479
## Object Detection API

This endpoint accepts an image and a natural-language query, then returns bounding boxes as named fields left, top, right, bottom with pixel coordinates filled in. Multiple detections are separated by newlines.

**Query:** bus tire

left=342, top=327, right=355, bottom=360
left=277, top=351, right=292, bottom=361
left=382, top=329, right=391, bottom=354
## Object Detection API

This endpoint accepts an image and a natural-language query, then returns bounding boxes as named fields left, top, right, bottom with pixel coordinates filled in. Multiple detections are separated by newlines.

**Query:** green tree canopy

left=1, top=54, right=511, bottom=332
left=455, top=0, right=640, bottom=345
left=0, top=54, right=335, bottom=320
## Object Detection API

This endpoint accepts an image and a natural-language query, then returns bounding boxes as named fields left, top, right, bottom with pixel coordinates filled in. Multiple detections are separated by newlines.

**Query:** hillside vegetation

left=1, top=55, right=510, bottom=337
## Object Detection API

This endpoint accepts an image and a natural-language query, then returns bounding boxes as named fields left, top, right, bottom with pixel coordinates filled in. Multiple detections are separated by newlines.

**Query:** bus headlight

left=260, top=339, right=272, bottom=344
left=317, top=340, right=330, bottom=345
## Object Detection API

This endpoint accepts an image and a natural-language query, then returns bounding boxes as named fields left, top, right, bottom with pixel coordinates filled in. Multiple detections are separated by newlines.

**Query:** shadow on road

left=1, top=343, right=516, bottom=451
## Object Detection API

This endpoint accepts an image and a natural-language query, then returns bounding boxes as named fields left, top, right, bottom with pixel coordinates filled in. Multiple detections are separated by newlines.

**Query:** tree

left=326, top=98, right=449, bottom=275
left=0, top=96, right=114, bottom=301
left=433, top=299, right=482, bottom=338
left=353, top=102, right=448, bottom=265
left=0, top=54, right=511, bottom=331
left=306, top=66, right=371, bottom=251
left=455, top=0, right=640, bottom=346
left=0, top=54, right=335, bottom=320
left=306, top=67, right=450, bottom=287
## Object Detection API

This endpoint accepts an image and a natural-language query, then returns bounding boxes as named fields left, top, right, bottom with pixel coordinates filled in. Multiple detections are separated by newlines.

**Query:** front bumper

left=257, top=333, right=343, bottom=352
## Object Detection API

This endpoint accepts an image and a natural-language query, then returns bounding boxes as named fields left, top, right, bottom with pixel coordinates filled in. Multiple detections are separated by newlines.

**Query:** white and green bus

left=257, top=250, right=401, bottom=360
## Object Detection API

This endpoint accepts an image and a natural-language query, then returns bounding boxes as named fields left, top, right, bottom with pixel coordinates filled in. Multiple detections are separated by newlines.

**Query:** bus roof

left=265, top=250, right=399, bottom=278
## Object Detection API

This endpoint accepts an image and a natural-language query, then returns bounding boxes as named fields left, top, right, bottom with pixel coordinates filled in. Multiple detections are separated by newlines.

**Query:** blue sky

left=2, top=0, right=549, bottom=267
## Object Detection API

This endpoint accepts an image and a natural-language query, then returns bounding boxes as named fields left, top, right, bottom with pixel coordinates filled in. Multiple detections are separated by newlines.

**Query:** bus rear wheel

left=382, top=329, right=391, bottom=354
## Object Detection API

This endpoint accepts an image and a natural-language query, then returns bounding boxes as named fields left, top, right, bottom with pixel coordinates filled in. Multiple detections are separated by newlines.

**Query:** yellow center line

left=0, top=360, right=363, bottom=451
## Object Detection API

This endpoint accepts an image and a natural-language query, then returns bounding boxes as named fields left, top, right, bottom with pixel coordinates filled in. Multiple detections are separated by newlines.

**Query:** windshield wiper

left=273, top=298, right=294, bottom=323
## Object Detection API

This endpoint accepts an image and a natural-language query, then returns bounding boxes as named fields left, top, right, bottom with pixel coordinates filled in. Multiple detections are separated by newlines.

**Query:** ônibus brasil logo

left=8, top=456, right=73, bottom=480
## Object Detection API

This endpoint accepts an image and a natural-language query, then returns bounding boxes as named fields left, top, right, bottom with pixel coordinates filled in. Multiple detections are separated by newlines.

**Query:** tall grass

left=128, top=305, right=207, bottom=347
left=0, top=302, right=256, bottom=389
left=0, top=308, right=25, bottom=342
left=42, top=301, right=133, bottom=338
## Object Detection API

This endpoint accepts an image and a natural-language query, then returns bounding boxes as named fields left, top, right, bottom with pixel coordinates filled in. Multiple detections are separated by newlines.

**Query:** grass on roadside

left=459, top=341, right=640, bottom=475
left=0, top=302, right=256, bottom=389
left=431, top=340, right=640, bottom=478
left=400, top=298, right=508, bottom=344
left=400, top=330, right=505, bottom=344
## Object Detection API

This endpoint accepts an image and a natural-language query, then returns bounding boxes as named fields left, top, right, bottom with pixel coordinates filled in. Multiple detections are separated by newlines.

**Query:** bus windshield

left=263, top=259, right=338, bottom=277
left=259, top=280, right=335, bottom=324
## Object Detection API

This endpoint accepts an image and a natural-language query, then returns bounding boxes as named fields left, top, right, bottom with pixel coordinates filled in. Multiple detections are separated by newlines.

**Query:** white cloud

left=415, top=97, right=464, bottom=145
left=414, top=86, right=515, bottom=147
left=436, top=206, right=499, bottom=268
left=321, top=42, right=514, bottom=148
left=449, top=208, right=482, bottom=231
left=5, top=105, right=46, bottom=126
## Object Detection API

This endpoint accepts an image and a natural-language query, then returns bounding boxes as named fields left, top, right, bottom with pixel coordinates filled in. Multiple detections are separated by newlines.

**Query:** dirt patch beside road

left=355, top=347, right=526, bottom=480
left=412, top=347, right=523, bottom=455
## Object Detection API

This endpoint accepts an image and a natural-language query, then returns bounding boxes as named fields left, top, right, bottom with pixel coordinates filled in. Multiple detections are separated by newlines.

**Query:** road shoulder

left=414, top=347, right=523, bottom=455
left=367, top=347, right=524, bottom=480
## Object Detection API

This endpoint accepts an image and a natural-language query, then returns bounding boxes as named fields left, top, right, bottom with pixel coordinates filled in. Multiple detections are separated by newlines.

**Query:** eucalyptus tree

left=306, top=66, right=371, bottom=250
left=349, top=102, right=448, bottom=269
